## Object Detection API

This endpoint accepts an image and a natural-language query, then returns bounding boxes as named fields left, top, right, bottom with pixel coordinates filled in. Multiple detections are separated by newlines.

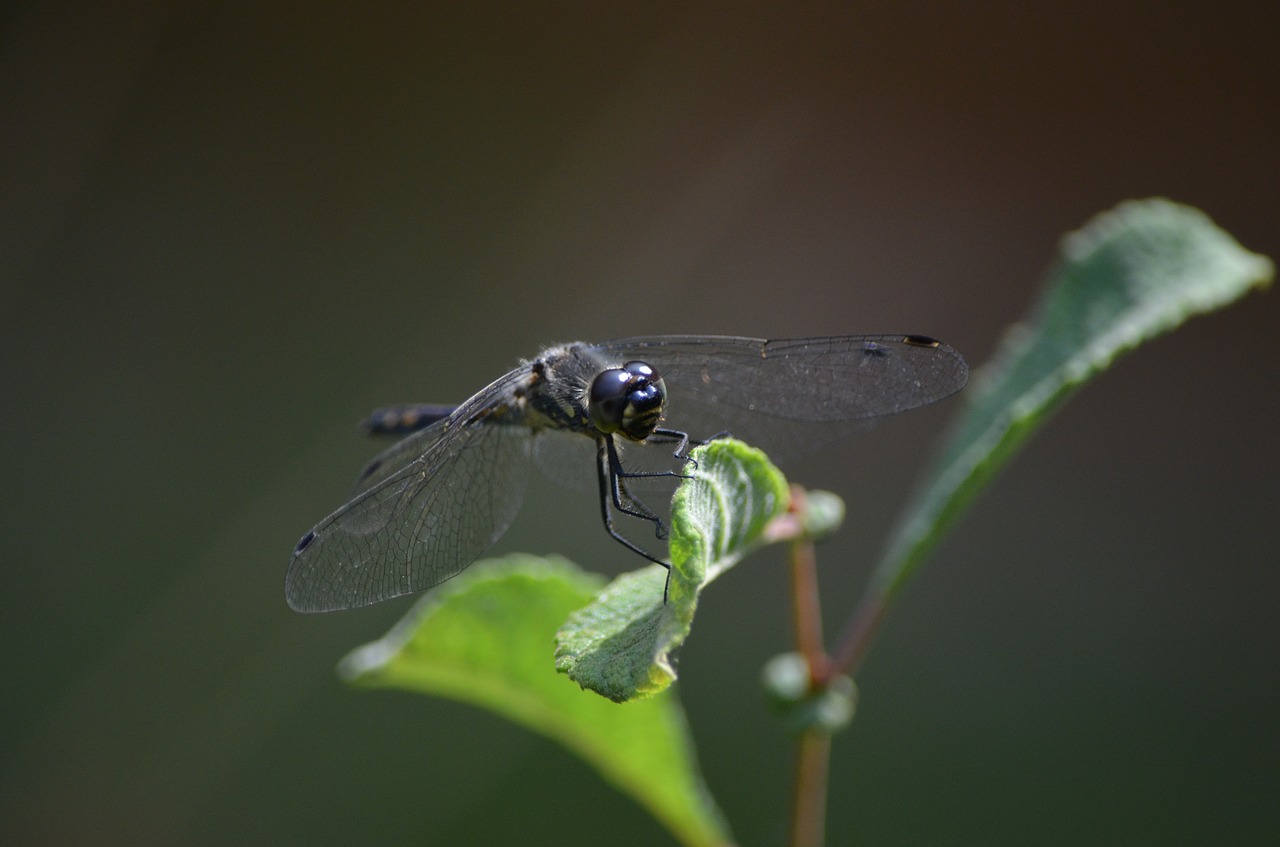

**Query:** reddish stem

left=789, top=730, right=831, bottom=847
left=784, top=486, right=835, bottom=845
left=788, top=534, right=831, bottom=685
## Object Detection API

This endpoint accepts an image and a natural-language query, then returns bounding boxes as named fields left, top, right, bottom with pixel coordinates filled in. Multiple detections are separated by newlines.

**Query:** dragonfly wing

left=349, top=366, right=532, bottom=497
left=593, top=335, right=969, bottom=462
left=286, top=415, right=533, bottom=612
left=351, top=416, right=452, bottom=497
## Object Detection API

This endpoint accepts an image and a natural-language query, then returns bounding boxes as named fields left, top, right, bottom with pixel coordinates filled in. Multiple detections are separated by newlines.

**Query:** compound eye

left=622, top=360, right=656, bottom=380
left=620, top=378, right=664, bottom=440
left=588, top=368, right=632, bottom=434
left=588, top=360, right=666, bottom=440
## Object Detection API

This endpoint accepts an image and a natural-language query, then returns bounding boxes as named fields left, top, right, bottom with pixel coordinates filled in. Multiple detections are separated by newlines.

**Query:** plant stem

left=789, top=729, right=831, bottom=847
left=788, top=532, right=830, bottom=686
left=785, top=487, right=834, bottom=846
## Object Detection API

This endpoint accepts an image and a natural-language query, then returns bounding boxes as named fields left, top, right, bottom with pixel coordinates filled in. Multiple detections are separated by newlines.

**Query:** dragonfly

left=286, top=334, right=968, bottom=612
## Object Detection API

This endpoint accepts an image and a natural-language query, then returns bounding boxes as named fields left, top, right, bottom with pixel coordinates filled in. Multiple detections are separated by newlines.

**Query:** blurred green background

left=3, top=3, right=1277, bottom=844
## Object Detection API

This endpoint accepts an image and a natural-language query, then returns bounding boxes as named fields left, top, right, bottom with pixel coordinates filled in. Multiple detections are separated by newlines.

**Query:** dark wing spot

left=294, top=530, right=316, bottom=554
left=902, top=334, right=941, bottom=348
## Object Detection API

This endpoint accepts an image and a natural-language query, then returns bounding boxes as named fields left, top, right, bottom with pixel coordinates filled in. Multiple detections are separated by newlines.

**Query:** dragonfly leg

left=597, top=437, right=673, bottom=602
left=649, top=426, right=732, bottom=472
left=605, top=436, right=672, bottom=536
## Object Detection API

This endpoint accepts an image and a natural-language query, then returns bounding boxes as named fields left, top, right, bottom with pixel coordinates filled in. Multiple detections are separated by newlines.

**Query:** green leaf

left=555, top=439, right=790, bottom=703
left=871, top=198, right=1273, bottom=599
left=340, top=555, right=733, bottom=847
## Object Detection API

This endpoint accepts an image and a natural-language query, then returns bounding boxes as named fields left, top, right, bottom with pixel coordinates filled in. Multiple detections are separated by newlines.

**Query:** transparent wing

left=350, top=414, right=454, bottom=498
left=286, top=373, right=535, bottom=613
left=591, top=334, right=969, bottom=462
left=531, top=426, right=599, bottom=490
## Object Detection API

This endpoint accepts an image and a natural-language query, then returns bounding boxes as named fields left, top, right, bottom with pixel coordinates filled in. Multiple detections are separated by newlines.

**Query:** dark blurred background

left=3, top=2, right=1277, bottom=844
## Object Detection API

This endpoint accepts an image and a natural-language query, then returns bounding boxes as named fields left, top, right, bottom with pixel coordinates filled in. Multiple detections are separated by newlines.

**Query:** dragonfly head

left=588, top=360, right=666, bottom=441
